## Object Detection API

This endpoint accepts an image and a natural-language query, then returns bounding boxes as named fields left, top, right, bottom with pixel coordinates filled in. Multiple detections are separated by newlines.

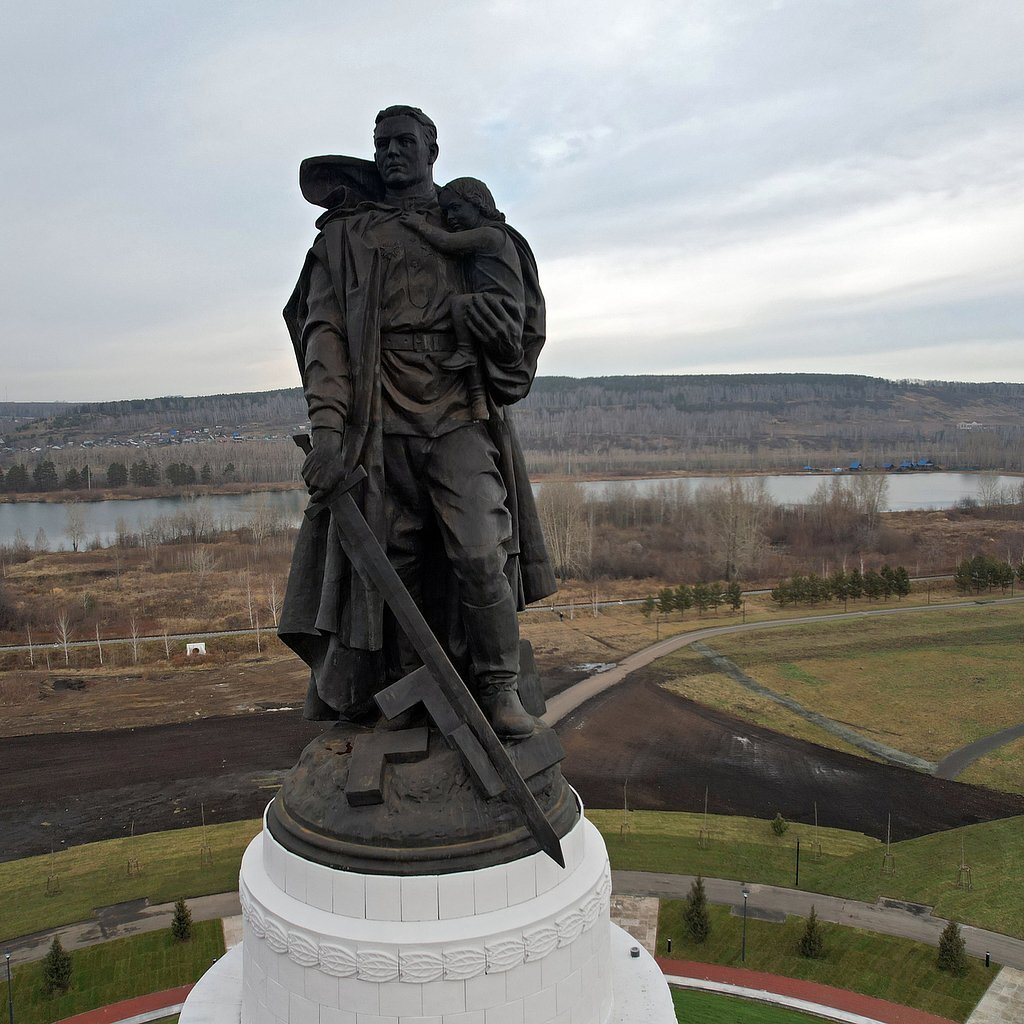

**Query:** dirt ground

left=3, top=663, right=1023, bottom=862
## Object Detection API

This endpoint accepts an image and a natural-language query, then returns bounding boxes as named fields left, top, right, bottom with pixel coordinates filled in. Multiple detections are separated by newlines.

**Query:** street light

left=5, top=950, right=13, bottom=1024
left=740, top=884, right=749, bottom=963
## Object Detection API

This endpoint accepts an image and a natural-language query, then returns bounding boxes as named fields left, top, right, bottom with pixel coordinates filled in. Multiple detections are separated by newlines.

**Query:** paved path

left=55, top=983, right=192, bottom=1023
left=660, top=958, right=957, bottom=1024
left=543, top=596, right=1024, bottom=772
left=937, top=724, right=1024, bottom=780
left=966, top=967, right=1024, bottom=1024
left=615, top=871, right=1024, bottom=968
left=6, top=892, right=241, bottom=964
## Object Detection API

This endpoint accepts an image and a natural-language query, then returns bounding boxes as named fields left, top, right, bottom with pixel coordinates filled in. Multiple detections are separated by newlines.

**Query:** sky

left=2, top=0, right=1023, bottom=402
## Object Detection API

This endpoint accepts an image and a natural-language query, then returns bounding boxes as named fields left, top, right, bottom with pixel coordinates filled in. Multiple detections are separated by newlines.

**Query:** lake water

left=1, top=473, right=1019, bottom=550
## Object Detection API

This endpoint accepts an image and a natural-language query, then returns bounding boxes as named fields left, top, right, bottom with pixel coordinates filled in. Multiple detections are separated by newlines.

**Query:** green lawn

left=0, top=920, right=223, bottom=1024
left=591, top=810, right=1024, bottom=938
left=662, top=605, right=1024, bottom=791
left=0, top=818, right=260, bottom=944
left=660, top=904, right=991, bottom=1022
left=672, top=987, right=823, bottom=1022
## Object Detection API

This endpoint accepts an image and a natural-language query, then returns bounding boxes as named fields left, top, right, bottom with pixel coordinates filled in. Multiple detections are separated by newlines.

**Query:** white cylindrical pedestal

left=180, top=803, right=675, bottom=1024
left=242, top=807, right=613, bottom=1024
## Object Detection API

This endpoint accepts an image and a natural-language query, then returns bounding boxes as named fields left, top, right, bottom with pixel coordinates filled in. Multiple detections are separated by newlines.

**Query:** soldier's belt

left=380, top=331, right=458, bottom=353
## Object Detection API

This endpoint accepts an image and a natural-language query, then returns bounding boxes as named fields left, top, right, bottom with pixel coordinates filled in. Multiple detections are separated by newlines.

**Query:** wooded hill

left=3, top=374, right=1023, bottom=475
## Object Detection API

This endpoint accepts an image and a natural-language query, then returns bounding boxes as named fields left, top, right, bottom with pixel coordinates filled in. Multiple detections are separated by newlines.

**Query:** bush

left=771, top=812, right=789, bottom=836
left=937, top=920, right=967, bottom=975
left=171, top=897, right=193, bottom=942
left=799, top=905, right=825, bottom=958
left=684, top=875, right=712, bottom=943
left=42, top=936, right=73, bottom=994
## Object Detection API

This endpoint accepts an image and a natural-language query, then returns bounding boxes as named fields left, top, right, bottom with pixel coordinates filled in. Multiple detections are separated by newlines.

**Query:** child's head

left=439, top=177, right=505, bottom=230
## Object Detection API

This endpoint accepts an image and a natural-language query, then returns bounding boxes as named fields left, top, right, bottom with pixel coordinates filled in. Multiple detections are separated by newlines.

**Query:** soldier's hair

left=440, top=177, right=506, bottom=223
left=374, top=105, right=437, bottom=149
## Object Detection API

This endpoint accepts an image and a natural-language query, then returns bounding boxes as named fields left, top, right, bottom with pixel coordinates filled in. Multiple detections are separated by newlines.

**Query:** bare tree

left=536, top=480, right=592, bottom=579
left=267, top=578, right=280, bottom=627
left=64, top=503, right=87, bottom=553
left=54, top=610, right=72, bottom=666
left=129, top=613, right=141, bottom=664
left=27, top=625, right=34, bottom=667
left=95, top=622, right=103, bottom=665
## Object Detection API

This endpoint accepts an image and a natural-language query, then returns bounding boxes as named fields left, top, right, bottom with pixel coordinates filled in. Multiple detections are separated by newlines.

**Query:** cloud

left=1, top=0, right=1023, bottom=400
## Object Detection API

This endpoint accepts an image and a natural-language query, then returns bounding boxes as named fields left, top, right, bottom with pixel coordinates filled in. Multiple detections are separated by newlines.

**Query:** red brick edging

left=55, top=983, right=194, bottom=1024
left=657, top=958, right=958, bottom=1024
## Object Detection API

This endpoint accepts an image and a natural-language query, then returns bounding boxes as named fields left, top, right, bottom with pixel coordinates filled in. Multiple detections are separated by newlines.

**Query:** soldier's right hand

left=302, top=428, right=346, bottom=502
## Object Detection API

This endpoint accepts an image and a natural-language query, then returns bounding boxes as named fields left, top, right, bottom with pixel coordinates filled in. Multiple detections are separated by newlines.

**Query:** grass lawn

left=0, top=920, right=223, bottom=1024
left=590, top=810, right=1024, bottom=938
left=653, top=604, right=1024, bottom=789
left=659, top=904, right=992, bottom=1023
left=671, top=987, right=823, bottom=1022
left=0, top=819, right=260, bottom=945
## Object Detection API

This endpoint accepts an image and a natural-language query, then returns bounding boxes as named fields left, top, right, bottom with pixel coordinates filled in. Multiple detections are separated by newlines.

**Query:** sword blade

left=302, top=454, right=563, bottom=867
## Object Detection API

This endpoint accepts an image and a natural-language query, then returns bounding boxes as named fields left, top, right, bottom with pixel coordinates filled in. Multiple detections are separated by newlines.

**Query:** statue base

left=267, top=718, right=579, bottom=874
left=179, top=799, right=675, bottom=1023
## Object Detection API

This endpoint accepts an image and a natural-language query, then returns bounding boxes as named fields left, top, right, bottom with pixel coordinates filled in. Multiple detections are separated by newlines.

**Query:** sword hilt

left=292, top=434, right=365, bottom=518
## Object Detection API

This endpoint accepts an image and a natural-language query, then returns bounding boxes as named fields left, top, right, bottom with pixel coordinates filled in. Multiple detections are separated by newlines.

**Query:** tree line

left=770, top=565, right=912, bottom=607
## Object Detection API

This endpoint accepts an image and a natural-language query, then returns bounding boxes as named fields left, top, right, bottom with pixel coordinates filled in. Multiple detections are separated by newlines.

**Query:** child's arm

left=400, top=213, right=503, bottom=256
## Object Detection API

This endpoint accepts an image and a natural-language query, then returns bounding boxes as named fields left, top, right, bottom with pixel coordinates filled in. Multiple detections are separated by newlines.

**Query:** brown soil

left=3, top=665, right=1023, bottom=862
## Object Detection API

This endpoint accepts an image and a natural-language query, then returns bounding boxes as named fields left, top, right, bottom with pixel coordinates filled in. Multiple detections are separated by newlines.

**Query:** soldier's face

left=374, top=116, right=436, bottom=189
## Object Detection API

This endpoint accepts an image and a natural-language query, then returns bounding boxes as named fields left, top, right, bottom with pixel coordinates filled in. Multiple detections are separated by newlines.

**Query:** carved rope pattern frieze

left=240, top=868, right=611, bottom=984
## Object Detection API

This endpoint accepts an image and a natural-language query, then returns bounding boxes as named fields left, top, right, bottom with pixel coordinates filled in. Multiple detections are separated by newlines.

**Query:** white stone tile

left=286, top=856, right=308, bottom=903
left=523, top=983, right=557, bottom=1023
left=401, top=874, right=439, bottom=922
left=534, top=851, right=564, bottom=896
left=305, top=968, right=340, bottom=1008
left=378, top=977, right=423, bottom=1017
left=338, top=976, right=380, bottom=1015
left=265, top=839, right=287, bottom=891
left=267, top=977, right=289, bottom=1019
left=485, top=1000, right=524, bottom=1024
left=333, top=870, right=366, bottom=918
left=306, top=863, right=334, bottom=912
left=569, top=928, right=594, bottom=971
left=504, top=856, right=537, bottom=907
left=473, top=865, right=508, bottom=915
left=465, top=971, right=506, bottom=1011
left=438, top=871, right=476, bottom=920
left=353, top=1015, right=398, bottom=1024
left=540, top=945, right=572, bottom=990
left=257, top=1002, right=276, bottom=1024
left=444, top=1012, right=485, bottom=1024
left=319, top=1008, right=356, bottom=1024
left=291, top=991, right=320, bottom=1024
left=504, top=959, right=543, bottom=1001
left=279, top=954, right=306, bottom=996
left=548, top=1012, right=571, bottom=1024
left=365, top=874, right=403, bottom=921
left=555, top=968, right=581, bottom=1014
left=421, top=979, right=467, bottom=1016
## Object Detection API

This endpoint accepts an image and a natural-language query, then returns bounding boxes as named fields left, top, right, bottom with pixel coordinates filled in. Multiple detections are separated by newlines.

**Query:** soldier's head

left=374, top=105, right=438, bottom=191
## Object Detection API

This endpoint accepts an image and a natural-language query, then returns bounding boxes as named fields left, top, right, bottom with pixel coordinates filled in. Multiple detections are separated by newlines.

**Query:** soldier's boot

left=462, top=592, right=536, bottom=740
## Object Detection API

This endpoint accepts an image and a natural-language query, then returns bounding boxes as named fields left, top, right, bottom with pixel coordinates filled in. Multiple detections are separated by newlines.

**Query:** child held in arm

left=401, top=177, right=526, bottom=420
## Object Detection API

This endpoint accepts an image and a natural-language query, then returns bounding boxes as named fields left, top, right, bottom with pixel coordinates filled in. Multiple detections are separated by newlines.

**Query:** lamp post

left=740, top=884, right=749, bottom=963
left=5, top=951, right=13, bottom=1024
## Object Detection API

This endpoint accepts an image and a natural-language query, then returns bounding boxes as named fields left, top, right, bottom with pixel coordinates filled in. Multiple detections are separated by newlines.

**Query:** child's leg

left=441, top=294, right=479, bottom=371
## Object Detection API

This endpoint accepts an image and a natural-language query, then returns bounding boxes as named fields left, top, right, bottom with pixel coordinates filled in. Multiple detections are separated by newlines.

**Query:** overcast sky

left=3, top=0, right=1023, bottom=402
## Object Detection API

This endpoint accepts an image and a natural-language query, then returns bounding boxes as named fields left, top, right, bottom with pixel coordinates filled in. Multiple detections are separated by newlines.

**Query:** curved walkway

left=55, top=983, right=192, bottom=1023
left=614, top=871, right=1024, bottom=969
left=937, top=723, right=1024, bottom=780
left=660, top=958, right=956, bottom=1024
left=542, top=596, right=1024, bottom=774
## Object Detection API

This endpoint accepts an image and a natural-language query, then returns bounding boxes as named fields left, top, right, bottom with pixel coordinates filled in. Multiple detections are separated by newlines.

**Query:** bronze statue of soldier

left=278, top=105, right=555, bottom=742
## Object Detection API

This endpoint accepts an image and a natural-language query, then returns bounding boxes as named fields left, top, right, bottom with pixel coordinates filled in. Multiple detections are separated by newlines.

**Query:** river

left=0, top=472, right=1019, bottom=549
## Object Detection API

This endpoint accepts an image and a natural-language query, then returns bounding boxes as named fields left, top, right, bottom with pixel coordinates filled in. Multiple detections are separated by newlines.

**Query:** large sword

left=295, top=436, right=565, bottom=867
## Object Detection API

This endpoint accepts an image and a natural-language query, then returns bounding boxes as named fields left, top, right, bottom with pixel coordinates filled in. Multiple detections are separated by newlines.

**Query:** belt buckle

left=413, top=333, right=425, bottom=353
